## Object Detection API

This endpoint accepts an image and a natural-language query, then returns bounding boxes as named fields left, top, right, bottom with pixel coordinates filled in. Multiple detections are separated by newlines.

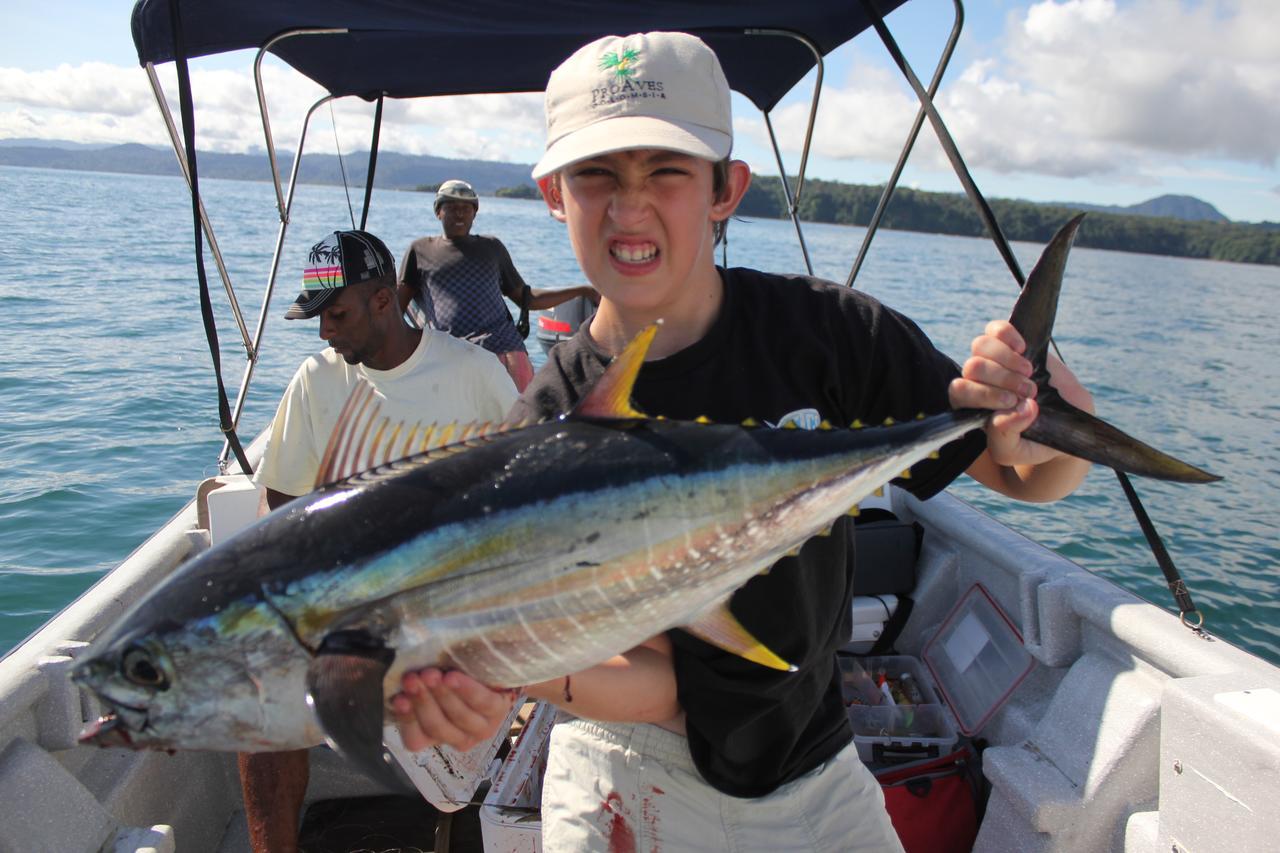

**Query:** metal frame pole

left=218, top=94, right=336, bottom=467
left=144, top=62, right=253, bottom=355
left=746, top=29, right=824, bottom=276
left=846, top=0, right=964, bottom=287
left=254, top=28, right=349, bottom=223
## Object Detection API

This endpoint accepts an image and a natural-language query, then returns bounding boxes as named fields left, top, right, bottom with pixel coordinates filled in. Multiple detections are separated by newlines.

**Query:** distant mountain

left=1049, top=193, right=1229, bottom=223
left=1, top=140, right=1242, bottom=229
left=0, top=140, right=536, bottom=194
left=0, top=138, right=121, bottom=151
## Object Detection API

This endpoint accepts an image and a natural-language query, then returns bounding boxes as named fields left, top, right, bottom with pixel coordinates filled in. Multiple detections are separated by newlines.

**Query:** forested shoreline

left=6, top=141, right=1273, bottom=265
left=737, top=177, right=1280, bottom=266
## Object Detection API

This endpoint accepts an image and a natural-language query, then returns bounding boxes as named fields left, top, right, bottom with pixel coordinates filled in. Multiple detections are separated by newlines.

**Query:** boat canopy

left=130, top=0, right=910, bottom=111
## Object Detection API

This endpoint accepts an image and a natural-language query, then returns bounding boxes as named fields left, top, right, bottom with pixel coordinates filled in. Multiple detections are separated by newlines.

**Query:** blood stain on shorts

left=641, top=785, right=664, bottom=849
left=599, top=791, right=636, bottom=853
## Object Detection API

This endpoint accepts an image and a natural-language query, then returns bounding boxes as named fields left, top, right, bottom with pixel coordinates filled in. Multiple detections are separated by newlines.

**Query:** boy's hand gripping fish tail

left=1001, top=214, right=1219, bottom=484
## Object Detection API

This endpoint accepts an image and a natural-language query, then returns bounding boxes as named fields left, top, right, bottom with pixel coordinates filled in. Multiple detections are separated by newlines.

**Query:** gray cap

left=434, top=179, right=479, bottom=213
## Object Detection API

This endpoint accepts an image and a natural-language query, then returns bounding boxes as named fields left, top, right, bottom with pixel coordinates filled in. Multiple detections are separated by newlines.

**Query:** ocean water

left=1, top=165, right=1277, bottom=665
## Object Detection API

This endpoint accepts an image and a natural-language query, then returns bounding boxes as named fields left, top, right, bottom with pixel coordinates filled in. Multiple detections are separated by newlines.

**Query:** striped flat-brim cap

left=285, top=230, right=396, bottom=320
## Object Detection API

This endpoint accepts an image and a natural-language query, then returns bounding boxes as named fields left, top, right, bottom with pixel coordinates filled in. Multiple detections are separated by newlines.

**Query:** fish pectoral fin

left=571, top=323, right=658, bottom=420
left=683, top=604, right=796, bottom=672
left=305, top=630, right=403, bottom=790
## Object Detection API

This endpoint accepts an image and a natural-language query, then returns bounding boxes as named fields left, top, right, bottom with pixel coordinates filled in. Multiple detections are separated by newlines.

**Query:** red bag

left=875, top=747, right=980, bottom=853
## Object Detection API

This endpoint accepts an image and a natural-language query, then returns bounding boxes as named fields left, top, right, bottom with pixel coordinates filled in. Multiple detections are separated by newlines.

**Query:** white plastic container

left=844, top=594, right=899, bottom=654
left=479, top=701, right=558, bottom=852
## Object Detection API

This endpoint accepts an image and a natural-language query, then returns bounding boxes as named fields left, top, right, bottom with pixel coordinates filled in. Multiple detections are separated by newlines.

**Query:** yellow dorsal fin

left=397, top=422, right=418, bottom=458
left=315, top=381, right=377, bottom=489
left=384, top=422, right=404, bottom=463
left=315, top=380, right=533, bottom=489
left=430, top=423, right=457, bottom=451
left=683, top=603, right=795, bottom=672
left=415, top=423, right=433, bottom=454
left=368, top=419, right=390, bottom=466
left=571, top=323, right=659, bottom=419
left=351, top=400, right=381, bottom=472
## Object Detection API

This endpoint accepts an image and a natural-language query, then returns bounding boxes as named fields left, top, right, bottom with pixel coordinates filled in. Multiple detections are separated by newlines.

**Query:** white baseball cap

left=531, top=31, right=733, bottom=180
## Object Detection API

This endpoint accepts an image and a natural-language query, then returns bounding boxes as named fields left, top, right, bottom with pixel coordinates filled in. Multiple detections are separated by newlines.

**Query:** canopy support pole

left=254, top=28, right=349, bottom=223
left=747, top=29, right=823, bottom=276
left=861, top=0, right=1023, bottom=282
left=218, top=94, right=335, bottom=468
left=762, top=113, right=815, bottom=276
left=144, top=63, right=253, bottom=356
left=165, top=0, right=252, bottom=476
left=846, top=0, right=964, bottom=287
left=360, top=95, right=385, bottom=230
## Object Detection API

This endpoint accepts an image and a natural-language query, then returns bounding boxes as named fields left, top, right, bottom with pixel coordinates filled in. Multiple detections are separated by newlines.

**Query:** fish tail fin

left=1027, top=392, right=1221, bottom=483
left=1009, top=215, right=1220, bottom=483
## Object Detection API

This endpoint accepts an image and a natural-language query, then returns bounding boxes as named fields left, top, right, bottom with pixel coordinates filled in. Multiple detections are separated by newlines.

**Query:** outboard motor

left=535, top=295, right=592, bottom=356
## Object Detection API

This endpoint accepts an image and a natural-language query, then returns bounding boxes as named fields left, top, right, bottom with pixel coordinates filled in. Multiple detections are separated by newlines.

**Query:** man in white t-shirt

left=242, top=228, right=516, bottom=853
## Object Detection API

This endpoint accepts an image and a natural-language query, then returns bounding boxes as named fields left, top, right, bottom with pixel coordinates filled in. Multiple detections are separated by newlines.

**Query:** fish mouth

left=77, top=697, right=151, bottom=748
left=79, top=712, right=137, bottom=748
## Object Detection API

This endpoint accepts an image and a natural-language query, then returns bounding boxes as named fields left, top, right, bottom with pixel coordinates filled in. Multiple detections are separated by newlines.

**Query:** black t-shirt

left=511, top=267, right=985, bottom=797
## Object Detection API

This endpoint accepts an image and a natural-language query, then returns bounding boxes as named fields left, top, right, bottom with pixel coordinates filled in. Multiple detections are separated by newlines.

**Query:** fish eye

left=121, top=643, right=169, bottom=690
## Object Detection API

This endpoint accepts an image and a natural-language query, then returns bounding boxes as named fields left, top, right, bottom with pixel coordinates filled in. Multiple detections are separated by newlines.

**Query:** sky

left=1, top=0, right=1277, bottom=223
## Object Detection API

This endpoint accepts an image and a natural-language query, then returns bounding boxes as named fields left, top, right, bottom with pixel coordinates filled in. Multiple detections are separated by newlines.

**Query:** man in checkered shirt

left=399, top=179, right=597, bottom=391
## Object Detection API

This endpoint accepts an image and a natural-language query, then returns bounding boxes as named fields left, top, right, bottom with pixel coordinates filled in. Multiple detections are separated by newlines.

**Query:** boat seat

left=195, top=474, right=263, bottom=546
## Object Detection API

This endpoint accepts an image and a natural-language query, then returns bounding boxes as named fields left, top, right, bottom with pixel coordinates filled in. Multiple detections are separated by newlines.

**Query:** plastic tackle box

left=841, top=654, right=959, bottom=764
left=922, top=583, right=1035, bottom=736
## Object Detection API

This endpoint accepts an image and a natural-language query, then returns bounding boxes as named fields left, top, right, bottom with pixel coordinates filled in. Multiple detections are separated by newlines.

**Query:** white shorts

left=540, top=718, right=904, bottom=853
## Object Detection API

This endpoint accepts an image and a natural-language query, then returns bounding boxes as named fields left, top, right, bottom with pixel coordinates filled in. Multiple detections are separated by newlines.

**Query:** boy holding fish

left=392, top=31, right=1093, bottom=851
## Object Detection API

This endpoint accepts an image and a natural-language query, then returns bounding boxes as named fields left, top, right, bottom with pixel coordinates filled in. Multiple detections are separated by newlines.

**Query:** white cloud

left=0, top=62, right=153, bottom=116
left=3, top=0, right=1276, bottom=200
left=0, top=58, right=545, bottom=160
left=754, top=0, right=1279, bottom=182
